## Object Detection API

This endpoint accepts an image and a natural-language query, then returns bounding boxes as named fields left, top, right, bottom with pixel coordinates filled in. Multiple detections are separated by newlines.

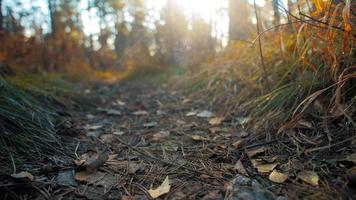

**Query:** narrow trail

left=64, top=81, right=279, bottom=199
left=11, top=81, right=350, bottom=199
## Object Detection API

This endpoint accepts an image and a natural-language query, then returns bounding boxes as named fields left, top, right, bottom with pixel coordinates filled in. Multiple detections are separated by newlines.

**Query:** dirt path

left=59, top=81, right=280, bottom=199
left=4, top=81, right=353, bottom=199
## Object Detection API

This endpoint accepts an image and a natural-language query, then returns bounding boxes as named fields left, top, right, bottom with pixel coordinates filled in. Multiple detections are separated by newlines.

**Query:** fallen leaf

left=153, top=131, right=170, bottom=141
left=191, top=135, right=209, bottom=141
left=143, top=122, right=157, bottom=128
left=86, top=124, right=103, bottom=130
left=106, top=109, right=122, bottom=116
left=148, top=176, right=171, bottom=199
left=246, top=146, right=268, bottom=157
left=182, top=98, right=191, bottom=104
left=232, top=140, right=243, bottom=148
left=75, top=171, right=117, bottom=188
left=100, top=134, right=117, bottom=144
left=11, top=171, right=34, bottom=181
left=234, top=160, right=248, bottom=175
left=297, top=171, right=319, bottom=186
left=343, top=153, right=356, bottom=163
left=132, top=110, right=149, bottom=115
left=208, top=127, right=221, bottom=134
left=115, top=99, right=126, bottom=106
left=269, top=170, right=288, bottom=183
left=185, top=111, right=197, bottom=117
left=251, top=160, right=278, bottom=173
left=197, top=111, right=214, bottom=118
left=113, top=131, right=125, bottom=136
left=209, top=117, right=225, bottom=125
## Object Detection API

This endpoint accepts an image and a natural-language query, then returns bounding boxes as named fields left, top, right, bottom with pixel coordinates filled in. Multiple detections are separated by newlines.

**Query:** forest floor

left=2, top=80, right=355, bottom=200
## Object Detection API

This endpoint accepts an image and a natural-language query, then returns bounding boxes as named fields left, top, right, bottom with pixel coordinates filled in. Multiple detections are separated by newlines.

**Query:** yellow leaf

left=298, top=171, right=319, bottom=186
left=209, top=117, right=225, bottom=125
left=148, top=176, right=171, bottom=199
left=11, top=171, right=34, bottom=181
left=269, top=170, right=288, bottom=183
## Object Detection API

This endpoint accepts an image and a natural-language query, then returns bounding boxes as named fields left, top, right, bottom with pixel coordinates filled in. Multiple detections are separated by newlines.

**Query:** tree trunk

left=47, top=0, right=56, bottom=37
left=272, top=0, right=280, bottom=27
left=229, top=0, right=250, bottom=43
left=0, top=0, right=3, bottom=31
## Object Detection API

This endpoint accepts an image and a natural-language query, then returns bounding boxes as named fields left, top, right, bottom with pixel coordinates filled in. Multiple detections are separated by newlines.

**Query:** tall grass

left=179, top=0, right=355, bottom=130
left=0, top=73, right=74, bottom=175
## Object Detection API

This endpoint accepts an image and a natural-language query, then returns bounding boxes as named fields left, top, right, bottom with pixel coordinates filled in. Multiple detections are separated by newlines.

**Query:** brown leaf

left=209, top=117, right=225, bottom=125
left=232, top=140, right=243, bottom=148
left=269, top=170, right=288, bottom=183
left=191, top=135, right=209, bottom=141
left=251, top=160, right=278, bottom=173
left=152, top=131, right=170, bottom=141
left=75, top=171, right=117, bottom=188
left=148, top=176, right=171, bottom=199
left=297, top=171, right=319, bottom=186
left=234, top=160, right=248, bottom=175
left=11, top=171, right=34, bottom=181
left=246, top=146, right=268, bottom=157
left=100, top=134, right=117, bottom=144
left=343, top=153, right=356, bottom=163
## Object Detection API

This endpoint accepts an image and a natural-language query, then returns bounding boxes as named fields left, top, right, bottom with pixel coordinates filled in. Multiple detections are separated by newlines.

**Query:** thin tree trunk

left=47, top=0, right=56, bottom=37
left=0, top=0, right=3, bottom=31
left=273, top=0, right=281, bottom=27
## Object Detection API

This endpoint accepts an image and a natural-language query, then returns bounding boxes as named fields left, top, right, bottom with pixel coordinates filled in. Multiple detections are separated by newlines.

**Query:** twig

left=115, top=136, right=210, bottom=176
left=305, top=136, right=356, bottom=153
left=254, top=0, right=271, bottom=91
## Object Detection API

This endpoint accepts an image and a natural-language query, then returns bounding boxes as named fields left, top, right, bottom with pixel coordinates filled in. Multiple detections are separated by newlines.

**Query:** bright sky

left=3, top=0, right=289, bottom=46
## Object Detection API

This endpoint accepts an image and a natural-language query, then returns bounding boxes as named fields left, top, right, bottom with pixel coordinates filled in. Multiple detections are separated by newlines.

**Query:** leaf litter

left=7, top=81, right=354, bottom=199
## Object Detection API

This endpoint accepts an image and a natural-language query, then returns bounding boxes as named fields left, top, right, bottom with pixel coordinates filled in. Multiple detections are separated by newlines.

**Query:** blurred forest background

left=0, top=1, right=355, bottom=198
left=0, top=0, right=355, bottom=135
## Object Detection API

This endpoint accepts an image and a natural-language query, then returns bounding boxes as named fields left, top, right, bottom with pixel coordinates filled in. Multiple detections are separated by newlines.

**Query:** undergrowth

left=177, top=0, right=355, bottom=131
left=0, top=73, right=74, bottom=175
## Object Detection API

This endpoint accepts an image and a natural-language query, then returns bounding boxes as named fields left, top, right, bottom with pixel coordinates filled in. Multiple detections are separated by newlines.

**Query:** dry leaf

left=209, top=117, right=225, bottom=125
left=100, top=134, right=117, bottom=144
left=143, top=122, right=157, bottom=128
left=191, top=135, right=208, bottom=141
left=148, top=176, right=171, bottom=199
left=251, top=160, right=278, bottom=173
left=75, top=171, right=117, bottom=188
left=246, top=146, right=268, bottom=157
left=106, top=109, right=122, bottom=116
left=86, top=124, right=103, bottom=130
left=232, top=140, right=243, bottom=148
left=11, top=171, right=34, bottom=181
left=298, top=171, right=319, bottom=186
left=153, top=131, right=170, bottom=141
left=185, top=111, right=197, bottom=116
left=269, top=170, right=288, bottom=183
left=132, top=110, right=149, bottom=115
left=234, top=160, right=248, bottom=175
left=197, top=111, right=214, bottom=118
left=343, top=153, right=356, bottom=163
